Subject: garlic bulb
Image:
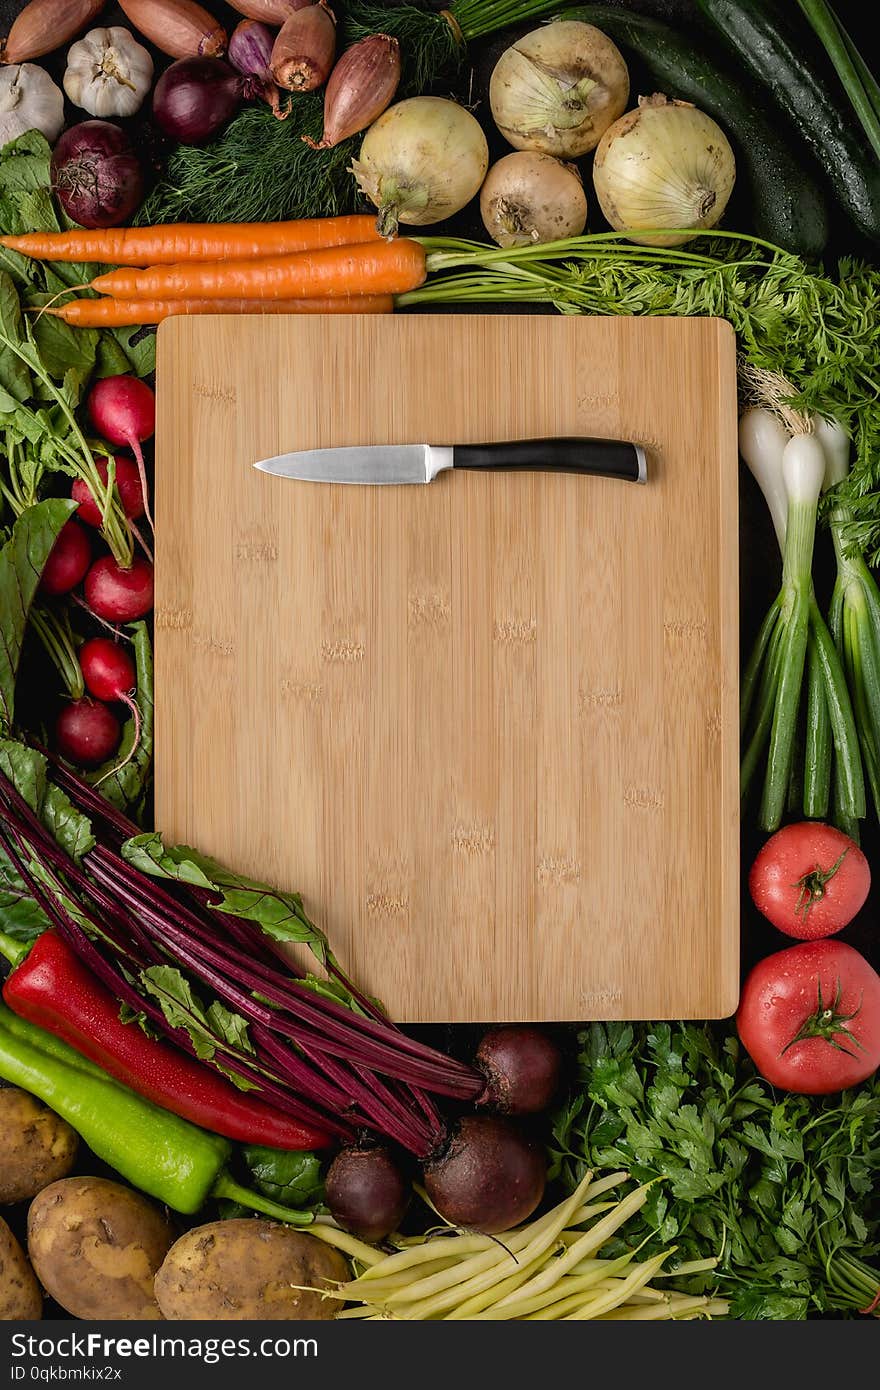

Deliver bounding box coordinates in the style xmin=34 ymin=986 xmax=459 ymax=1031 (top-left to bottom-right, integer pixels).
xmin=593 ymin=94 xmax=736 ymax=247
xmin=0 ymin=64 xmax=64 ymax=147
xmin=64 ymin=26 xmax=154 ymax=119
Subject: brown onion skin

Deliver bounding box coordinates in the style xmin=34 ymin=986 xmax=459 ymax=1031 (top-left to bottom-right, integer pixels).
xmin=423 ymin=1115 xmax=546 ymax=1234
xmin=118 ymin=0 xmax=227 ymax=60
xmin=305 ymin=33 xmax=400 ymax=150
xmin=271 ymin=1 xmax=335 ymax=94
xmin=325 ymin=1144 xmax=410 ymax=1243
xmin=1 ymin=0 xmax=106 ymax=64
xmin=227 ymin=0 xmax=311 ymax=23
xmin=475 ymin=1025 xmax=563 ymax=1116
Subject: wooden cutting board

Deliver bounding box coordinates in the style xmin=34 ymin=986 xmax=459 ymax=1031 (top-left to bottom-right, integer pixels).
xmin=155 ymin=313 xmax=739 ymax=1022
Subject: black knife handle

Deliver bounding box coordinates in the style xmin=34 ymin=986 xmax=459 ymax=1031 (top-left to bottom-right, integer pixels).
xmin=453 ymin=437 xmax=646 ymax=483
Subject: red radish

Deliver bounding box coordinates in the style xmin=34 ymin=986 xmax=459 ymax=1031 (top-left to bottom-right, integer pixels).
xmin=79 ymin=637 xmax=142 ymax=783
xmin=56 ymin=698 xmax=121 ymax=768
xmin=79 ymin=638 xmax=136 ymax=702
xmin=40 ymin=521 xmax=91 ymax=596
xmin=84 ymin=555 xmax=154 ymax=623
xmin=72 ymin=457 xmax=146 ymax=527
xmin=88 ymin=378 xmax=156 ymax=537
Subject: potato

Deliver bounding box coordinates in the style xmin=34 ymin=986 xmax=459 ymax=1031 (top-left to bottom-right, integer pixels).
xmin=28 ymin=1177 xmax=174 ymax=1320
xmin=0 ymin=1087 xmax=79 ymax=1204
xmin=0 ymin=1215 xmax=41 ymax=1320
xmin=155 ymin=1220 xmax=347 ymax=1320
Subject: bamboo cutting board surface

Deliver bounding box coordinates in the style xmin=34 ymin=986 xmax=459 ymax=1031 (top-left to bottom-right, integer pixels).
xmin=155 ymin=314 xmax=739 ymax=1022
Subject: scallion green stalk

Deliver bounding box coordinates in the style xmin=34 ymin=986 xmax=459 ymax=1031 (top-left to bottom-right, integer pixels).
xmin=820 ymin=415 xmax=880 ymax=824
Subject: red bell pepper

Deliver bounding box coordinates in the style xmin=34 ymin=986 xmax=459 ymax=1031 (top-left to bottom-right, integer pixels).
xmin=1 ymin=931 xmax=331 ymax=1151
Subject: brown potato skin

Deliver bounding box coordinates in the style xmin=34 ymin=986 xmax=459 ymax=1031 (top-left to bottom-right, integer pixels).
xmin=0 ymin=1215 xmax=42 ymax=1320
xmin=28 ymin=1177 xmax=174 ymax=1320
xmin=155 ymin=1220 xmax=348 ymax=1320
xmin=0 ymin=1088 xmax=79 ymax=1205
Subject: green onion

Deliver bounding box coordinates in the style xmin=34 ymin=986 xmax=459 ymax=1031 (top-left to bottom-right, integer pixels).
xmin=820 ymin=414 xmax=880 ymax=823
xmin=738 ymin=419 xmax=864 ymax=832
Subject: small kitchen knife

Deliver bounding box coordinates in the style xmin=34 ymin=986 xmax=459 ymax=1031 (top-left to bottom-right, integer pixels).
xmin=253 ymin=437 xmax=647 ymax=486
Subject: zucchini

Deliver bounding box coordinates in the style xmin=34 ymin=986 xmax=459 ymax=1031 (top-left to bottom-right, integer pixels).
xmin=566 ymin=6 xmax=828 ymax=257
xmin=697 ymin=0 xmax=880 ymax=243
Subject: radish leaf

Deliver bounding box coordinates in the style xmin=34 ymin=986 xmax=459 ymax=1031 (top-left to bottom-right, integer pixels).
xmin=0 ymin=500 xmax=76 ymax=731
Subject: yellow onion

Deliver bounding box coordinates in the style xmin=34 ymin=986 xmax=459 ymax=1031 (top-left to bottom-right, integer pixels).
xmin=351 ymin=96 xmax=488 ymax=238
xmin=489 ymin=20 xmax=629 ymax=159
xmin=593 ymin=94 xmax=736 ymax=247
xmin=480 ymin=152 xmax=587 ymax=248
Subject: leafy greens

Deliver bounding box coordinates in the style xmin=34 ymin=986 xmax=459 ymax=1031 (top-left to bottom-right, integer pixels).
xmin=550 ymin=1022 xmax=880 ymax=1319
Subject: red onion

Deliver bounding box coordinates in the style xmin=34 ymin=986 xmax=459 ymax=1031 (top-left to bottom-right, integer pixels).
xmin=152 ymin=57 xmax=252 ymax=145
xmin=271 ymin=1 xmax=336 ymax=94
xmin=228 ymin=19 xmax=284 ymax=117
xmin=51 ymin=122 xmax=144 ymax=230
xmin=305 ymin=33 xmax=400 ymax=150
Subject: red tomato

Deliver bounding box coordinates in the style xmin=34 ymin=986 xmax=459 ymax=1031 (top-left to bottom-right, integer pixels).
xmin=749 ymin=822 xmax=869 ymax=939
xmin=737 ymin=940 xmax=880 ymax=1094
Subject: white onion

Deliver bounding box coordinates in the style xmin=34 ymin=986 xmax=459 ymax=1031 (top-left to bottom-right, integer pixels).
xmin=350 ymin=96 xmax=488 ymax=238
xmin=480 ymin=152 xmax=587 ymax=248
xmin=489 ymin=20 xmax=629 ymax=159
xmin=592 ymin=94 xmax=736 ymax=247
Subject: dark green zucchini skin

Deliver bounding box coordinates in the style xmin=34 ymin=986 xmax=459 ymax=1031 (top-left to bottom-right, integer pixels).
xmin=567 ymin=6 xmax=829 ymax=258
xmin=697 ymin=0 xmax=880 ymax=243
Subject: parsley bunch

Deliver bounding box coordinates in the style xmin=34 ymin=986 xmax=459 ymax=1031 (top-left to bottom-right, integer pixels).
xmin=549 ymin=1022 xmax=880 ymax=1319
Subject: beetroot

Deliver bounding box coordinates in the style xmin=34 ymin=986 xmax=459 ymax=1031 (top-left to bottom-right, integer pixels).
xmin=325 ymin=1143 xmax=410 ymax=1242
xmin=423 ymin=1115 xmax=546 ymax=1234
xmin=56 ymin=699 xmax=121 ymax=768
xmin=40 ymin=520 xmax=91 ymax=596
xmin=72 ymin=457 xmax=146 ymax=528
xmin=84 ymin=555 xmax=154 ymax=623
xmin=475 ymin=1025 xmax=563 ymax=1116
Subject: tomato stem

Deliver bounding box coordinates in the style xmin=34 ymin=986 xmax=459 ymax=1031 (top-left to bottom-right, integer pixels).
xmin=780 ymin=975 xmax=866 ymax=1057
xmin=792 ymin=849 xmax=848 ymax=921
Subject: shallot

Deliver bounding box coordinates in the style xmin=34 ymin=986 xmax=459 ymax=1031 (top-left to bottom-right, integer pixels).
xmin=305 ymin=33 xmax=400 ymax=150
xmin=271 ymin=1 xmax=335 ymax=94
xmin=1 ymin=0 xmax=105 ymax=65
xmin=117 ymin=0 xmax=226 ymax=60
xmin=228 ymin=19 xmax=283 ymax=117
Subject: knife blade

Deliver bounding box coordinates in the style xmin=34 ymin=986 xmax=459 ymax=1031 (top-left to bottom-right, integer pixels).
xmin=253 ymin=437 xmax=647 ymax=486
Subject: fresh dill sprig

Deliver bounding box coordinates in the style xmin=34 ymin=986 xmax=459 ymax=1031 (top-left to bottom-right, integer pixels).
xmin=405 ymin=233 xmax=880 ymax=561
xmin=136 ymin=1 xmax=466 ymax=230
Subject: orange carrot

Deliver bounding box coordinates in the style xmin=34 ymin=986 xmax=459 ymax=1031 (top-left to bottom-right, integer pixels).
xmin=90 ymin=239 xmax=427 ymax=302
xmin=44 ymin=296 xmax=395 ymax=327
xmin=0 ymin=216 xmax=383 ymax=266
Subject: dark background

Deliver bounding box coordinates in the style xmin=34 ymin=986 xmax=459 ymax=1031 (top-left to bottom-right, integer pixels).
xmin=1 ymin=0 xmax=878 ymax=1319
